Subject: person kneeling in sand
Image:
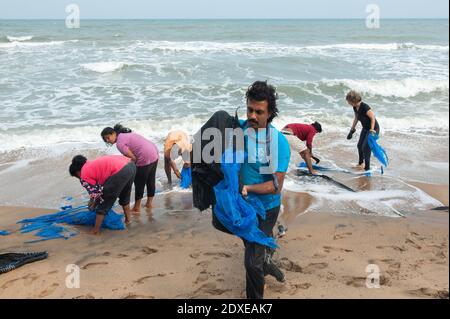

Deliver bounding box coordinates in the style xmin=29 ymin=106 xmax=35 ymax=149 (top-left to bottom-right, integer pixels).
xmin=69 ymin=155 xmax=136 ymax=235
xmin=164 ymin=130 xmax=192 ymax=184
xmin=282 ymin=122 xmax=322 ymax=175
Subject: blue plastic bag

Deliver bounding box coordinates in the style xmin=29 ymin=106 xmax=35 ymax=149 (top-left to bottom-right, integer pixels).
xmin=368 ymin=133 xmax=389 ymax=167
xmin=180 ymin=167 xmax=192 ymax=189
xmin=213 ymin=149 xmax=277 ymax=249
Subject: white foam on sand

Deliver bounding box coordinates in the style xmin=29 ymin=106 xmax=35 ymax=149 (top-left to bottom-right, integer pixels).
xmin=283 ymin=177 xmax=443 ymax=216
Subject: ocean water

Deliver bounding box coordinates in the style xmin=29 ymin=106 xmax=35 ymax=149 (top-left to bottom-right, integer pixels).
xmin=0 ymin=19 xmax=448 ymax=211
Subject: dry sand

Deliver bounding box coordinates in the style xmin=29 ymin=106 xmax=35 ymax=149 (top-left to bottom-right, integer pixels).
xmin=0 ymin=186 xmax=448 ymax=299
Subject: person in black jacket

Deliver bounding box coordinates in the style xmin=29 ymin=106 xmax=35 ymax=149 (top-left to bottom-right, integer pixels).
xmin=346 ymin=90 xmax=380 ymax=172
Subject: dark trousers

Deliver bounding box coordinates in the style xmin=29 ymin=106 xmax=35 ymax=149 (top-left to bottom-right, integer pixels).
xmin=212 ymin=205 xmax=280 ymax=299
xmin=96 ymin=162 xmax=136 ymax=215
xmin=134 ymin=160 xmax=158 ymax=201
xmin=357 ymin=128 xmax=380 ymax=171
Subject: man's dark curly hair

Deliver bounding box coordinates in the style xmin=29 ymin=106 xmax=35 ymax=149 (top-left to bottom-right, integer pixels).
xmin=246 ymin=81 xmax=279 ymax=123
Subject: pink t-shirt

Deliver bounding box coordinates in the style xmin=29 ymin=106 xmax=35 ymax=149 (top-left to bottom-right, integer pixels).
xmin=80 ymin=155 xmax=130 ymax=186
xmin=116 ymin=132 xmax=159 ymax=167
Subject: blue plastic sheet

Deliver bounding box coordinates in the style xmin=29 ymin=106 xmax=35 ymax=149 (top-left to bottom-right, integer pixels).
xmin=180 ymin=167 xmax=192 ymax=189
xmin=213 ymin=149 xmax=277 ymax=249
xmin=368 ymin=133 xmax=389 ymax=167
xmin=0 ymin=230 xmax=10 ymax=236
xmin=18 ymin=205 xmax=125 ymax=243
xmin=298 ymin=162 xmax=331 ymax=171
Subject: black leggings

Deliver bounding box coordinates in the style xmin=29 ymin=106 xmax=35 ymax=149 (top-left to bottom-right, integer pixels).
xmin=96 ymin=162 xmax=136 ymax=216
xmin=358 ymin=127 xmax=380 ymax=171
xmin=134 ymin=160 xmax=158 ymax=201
xmin=212 ymin=205 xmax=280 ymax=299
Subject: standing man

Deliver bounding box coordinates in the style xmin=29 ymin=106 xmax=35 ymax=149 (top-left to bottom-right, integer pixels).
xmin=282 ymin=122 xmax=322 ymax=175
xmin=213 ymin=81 xmax=291 ymax=299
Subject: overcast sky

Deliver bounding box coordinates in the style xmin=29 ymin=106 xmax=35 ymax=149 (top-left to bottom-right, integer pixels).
xmin=0 ymin=0 xmax=448 ymax=19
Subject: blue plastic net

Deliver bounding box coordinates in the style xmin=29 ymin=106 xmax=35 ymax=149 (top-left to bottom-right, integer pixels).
xmin=213 ymin=149 xmax=277 ymax=249
xmin=368 ymin=134 xmax=389 ymax=167
xmin=180 ymin=167 xmax=192 ymax=189
xmin=18 ymin=205 xmax=125 ymax=243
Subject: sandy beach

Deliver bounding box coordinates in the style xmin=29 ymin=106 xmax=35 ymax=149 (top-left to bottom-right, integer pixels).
xmin=0 ymin=17 xmax=448 ymax=300
xmin=0 ymin=186 xmax=447 ymax=299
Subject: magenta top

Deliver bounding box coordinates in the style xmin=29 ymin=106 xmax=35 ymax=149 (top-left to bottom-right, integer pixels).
xmin=116 ymin=132 xmax=159 ymax=167
xmin=81 ymin=155 xmax=130 ymax=186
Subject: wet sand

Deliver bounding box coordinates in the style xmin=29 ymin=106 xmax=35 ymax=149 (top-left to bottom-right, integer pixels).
xmin=0 ymin=188 xmax=448 ymax=299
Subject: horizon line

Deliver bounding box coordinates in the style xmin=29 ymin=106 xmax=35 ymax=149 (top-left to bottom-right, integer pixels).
xmin=0 ymin=17 xmax=449 ymax=21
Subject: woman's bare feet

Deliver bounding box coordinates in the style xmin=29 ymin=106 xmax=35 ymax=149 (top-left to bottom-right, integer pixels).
xmin=132 ymin=207 xmax=141 ymax=215
xmin=145 ymin=197 xmax=154 ymax=208
xmin=354 ymin=163 xmax=365 ymax=170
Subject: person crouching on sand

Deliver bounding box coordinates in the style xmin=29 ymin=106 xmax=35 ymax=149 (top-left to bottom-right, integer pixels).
xmin=101 ymin=124 xmax=159 ymax=213
xmin=281 ymin=121 xmax=322 ymax=175
xmin=345 ymin=90 xmax=380 ymax=172
xmin=69 ymin=155 xmax=136 ymax=235
xmin=163 ymin=130 xmax=192 ymax=184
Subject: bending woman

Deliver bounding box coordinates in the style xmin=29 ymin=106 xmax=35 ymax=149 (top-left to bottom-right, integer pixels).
xmin=101 ymin=124 xmax=159 ymax=213
xmin=345 ymin=90 xmax=380 ymax=172
xmin=69 ymin=155 xmax=136 ymax=235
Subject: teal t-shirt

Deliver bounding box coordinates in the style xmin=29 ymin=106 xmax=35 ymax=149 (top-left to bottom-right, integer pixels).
xmin=239 ymin=120 xmax=291 ymax=211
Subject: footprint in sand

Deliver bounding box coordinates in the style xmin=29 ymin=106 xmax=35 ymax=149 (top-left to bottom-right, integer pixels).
xmin=189 ymin=252 xmax=201 ymax=259
xmin=405 ymin=238 xmax=422 ymax=250
xmin=38 ymin=283 xmax=59 ymax=298
xmin=195 ymin=273 xmax=209 ymax=284
xmin=193 ymin=282 xmax=231 ymax=296
xmin=1 ymin=273 xmax=40 ymax=289
xmin=293 ymin=283 xmax=312 ymax=290
xmin=408 ymin=288 xmax=449 ymax=299
xmin=333 ymin=232 xmax=353 ymax=240
xmin=134 ymin=273 xmax=166 ymax=284
xmin=82 ymin=262 xmax=108 ymax=270
xmin=376 ymin=245 xmax=406 ymax=252
xmin=344 ymin=276 xmax=366 ymax=288
xmin=196 ymin=260 xmax=211 ymax=268
xmin=409 ymin=232 xmax=427 ymax=241
xmin=278 ymin=257 xmax=303 ymax=273
xmin=323 ymin=246 xmax=353 ymax=253
xmin=344 ymin=275 xmax=391 ymax=288
xmin=302 ymin=263 xmax=329 ymax=274
xmin=203 ymin=252 xmax=232 ymax=258
xmin=132 ymin=247 xmax=159 ymax=261
xmin=142 ymin=247 xmax=158 ymax=255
